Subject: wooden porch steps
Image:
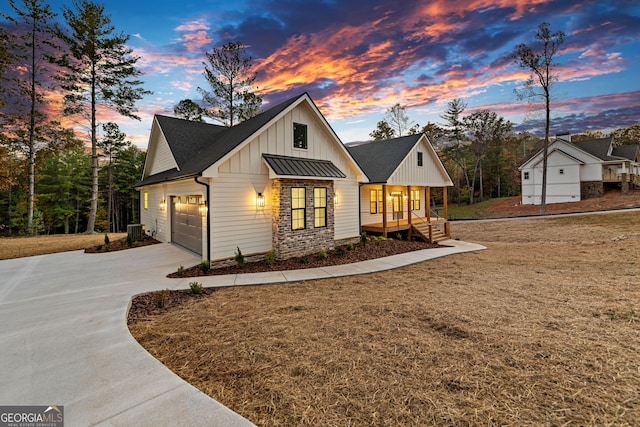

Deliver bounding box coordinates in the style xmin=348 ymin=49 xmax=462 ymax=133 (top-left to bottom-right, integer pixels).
xmin=411 ymin=222 xmax=449 ymax=243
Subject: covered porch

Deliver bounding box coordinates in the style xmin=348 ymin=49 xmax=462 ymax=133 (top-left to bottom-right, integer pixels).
xmin=360 ymin=184 xmax=450 ymax=243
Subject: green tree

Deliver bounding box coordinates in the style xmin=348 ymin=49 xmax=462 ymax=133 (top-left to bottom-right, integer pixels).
xmin=513 ymin=21 xmax=565 ymax=214
xmin=419 ymin=122 xmax=445 ymax=146
xmin=441 ymin=98 xmax=469 ymax=204
xmin=110 ymin=143 xmax=145 ymax=230
xmin=4 ymin=0 xmax=60 ymax=234
xmin=463 ymin=110 xmax=513 ymax=203
xmin=369 ymin=120 xmax=395 ymax=140
xmin=98 ymin=122 xmax=127 ymax=232
xmin=173 ymin=99 xmax=205 ymax=122
xmin=198 ymin=41 xmax=262 ymax=127
xmin=56 ymin=0 xmax=151 ymax=233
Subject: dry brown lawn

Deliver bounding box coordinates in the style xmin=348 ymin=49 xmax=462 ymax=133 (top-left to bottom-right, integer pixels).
xmin=0 ymin=233 xmax=127 ymax=259
xmin=130 ymin=212 xmax=640 ymax=426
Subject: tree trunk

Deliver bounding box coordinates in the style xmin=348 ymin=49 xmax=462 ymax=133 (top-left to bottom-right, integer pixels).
xmin=86 ymin=64 xmax=98 ymax=233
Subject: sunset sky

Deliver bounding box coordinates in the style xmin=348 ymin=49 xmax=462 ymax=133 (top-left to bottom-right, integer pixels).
xmin=16 ymin=0 xmax=640 ymax=148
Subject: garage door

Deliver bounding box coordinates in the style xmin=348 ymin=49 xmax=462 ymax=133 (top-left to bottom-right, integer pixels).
xmin=171 ymin=196 xmax=202 ymax=255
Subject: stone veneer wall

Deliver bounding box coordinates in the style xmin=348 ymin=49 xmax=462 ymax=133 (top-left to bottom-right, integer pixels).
xmin=272 ymin=178 xmax=335 ymax=260
xmin=580 ymin=181 xmax=604 ymax=200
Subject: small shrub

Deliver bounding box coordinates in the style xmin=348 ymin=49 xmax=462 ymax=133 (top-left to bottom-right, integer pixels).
xmin=360 ymin=231 xmax=367 ymax=245
xmin=319 ymin=250 xmax=328 ymax=260
xmin=189 ymin=281 xmax=203 ymax=294
xmin=346 ymin=242 xmax=354 ymax=251
xmin=104 ymin=233 xmax=110 ymax=245
xmin=336 ymin=248 xmax=345 ymax=257
xmin=199 ymin=260 xmax=210 ymax=273
xmin=127 ymin=233 xmax=133 ymax=247
xmin=154 ymin=288 xmax=169 ymax=308
xmin=176 ymin=265 xmax=185 ymax=277
xmin=396 ymin=232 xmax=403 ymax=240
xmin=235 ymin=246 xmax=245 ymax=269
xmin=300 ymin=256 xmax=309 ymax=264
xmin=96 ymin=244 xmax=102 ymax=251
xmin=265 ymin=250 xmax=275 ymax=265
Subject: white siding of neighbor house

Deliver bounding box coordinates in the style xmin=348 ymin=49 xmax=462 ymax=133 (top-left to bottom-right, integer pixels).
xmin=387 ymin=137 xmax=453 ymax=187
xmin=144 ymin=121 xmax=178 ymax=176
xmin=138 ymin=179 xmax=207 ymax=257
xmin=201 ymin=100 xmax=364 ymax=260
xmin=521 ymin=150 xmax=582 ymax=205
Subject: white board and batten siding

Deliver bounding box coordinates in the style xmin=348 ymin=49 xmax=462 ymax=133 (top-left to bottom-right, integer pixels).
xmin=389 ymin=137 xmax=453 ymax=187
xmin=139 ymin=179 xmax=206 ymax=255
xmin=203 ymin=100 xmax=364 ymax=261
xmin=143 ymin=119 xmax=178 ymax=176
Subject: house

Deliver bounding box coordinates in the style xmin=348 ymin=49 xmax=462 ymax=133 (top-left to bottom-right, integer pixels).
xmin=347 ymin=135 xmax=453 ymax=241
xmin=519 ymin=134 xmax=640 ymax=205
xmin=136 ymin=93 xmax=452 ymax=263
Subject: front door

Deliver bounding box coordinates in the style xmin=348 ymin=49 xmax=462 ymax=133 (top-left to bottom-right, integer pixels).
xmin=392 ymin=193 xmax=403 ymax=220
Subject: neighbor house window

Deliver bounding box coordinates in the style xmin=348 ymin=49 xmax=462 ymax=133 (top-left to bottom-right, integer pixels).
xmin=523 ymin=172 xmax=530 ymax=180
xmin=293 ymin=123 xmax=308 ymax=149
xmin=291 ymin=187 xmax=306 ymax=230
xmin=417 ymin=152 xmax=423 ymax=167
xmin=370 ymin=189 xmax=383 ymax=214
xmin=314 ymin=187 xmax=327 ymax=228
xmin=143 ymin=192 xmax=148 ymax=209
xmin=411 ymin=189 xmax=421 ymax=210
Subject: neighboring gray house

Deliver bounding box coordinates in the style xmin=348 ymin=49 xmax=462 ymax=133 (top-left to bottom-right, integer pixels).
xmin=519 ymin=134 xmax=640 ymax=205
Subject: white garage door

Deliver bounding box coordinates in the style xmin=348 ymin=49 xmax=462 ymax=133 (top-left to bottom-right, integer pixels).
xmin=171 ymin=196 xmax=202 ymax=255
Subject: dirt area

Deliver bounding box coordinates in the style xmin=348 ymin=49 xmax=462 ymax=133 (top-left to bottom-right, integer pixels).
xmin=483 ymin=189 xmax=640 ymax=218
xmin=129 ymin=211 xmax=640 ymax=426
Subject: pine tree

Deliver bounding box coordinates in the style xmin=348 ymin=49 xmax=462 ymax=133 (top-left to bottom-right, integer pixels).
xmin=55 ymin=0 xmax=150 ymax=233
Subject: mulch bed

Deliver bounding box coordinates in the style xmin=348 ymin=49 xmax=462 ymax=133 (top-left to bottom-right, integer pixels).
xmin=84 ymin=235 xmax=160 ymax=253
xmin=167 ymin=239 xmax=442 ymax=277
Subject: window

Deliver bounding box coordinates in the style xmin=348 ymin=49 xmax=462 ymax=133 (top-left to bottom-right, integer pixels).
xmin=559 ymin=169 xmax=564 ymax=175
xmin=293 ymin=123 xmax=308 ymax=149
xmin=411 ymin=189 xmax=421 ymax=210
xmin=370 ymin=189 xmax=383 ymax=214
xmin=291 ymin=187 xmax=306 ymax=230
xmin=417 ymin=152 xmax=423 ymax=167
xmin=143 ymin=192 xmax=148 ymax=209
xmin=314 ymin=188 xmax=327 ymax=228
xmin=523 ymin=172 xmax=530 ymax=180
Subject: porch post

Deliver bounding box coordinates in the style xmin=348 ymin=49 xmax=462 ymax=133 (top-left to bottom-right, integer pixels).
xmin=443 ymin=187 xmax=450 ymax=237
xmin=382 ymin=184 xmax=387 ymax=238
xmin=426 ymin=186 xmax=431 ymax=222
xmin=407 ymin=185 xmax=412 ymax=240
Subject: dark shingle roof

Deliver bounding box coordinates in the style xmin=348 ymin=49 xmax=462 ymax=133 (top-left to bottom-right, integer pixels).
xmin=611 ymin=144 xmax=640 ymax=161
xmin=346 ymin=134 xmax=421 ymax=183
xmin=137 ymin=93 xmax=306 ymax=187
xmin=569 ymin=137 xmax=619 ymax=161
xmin=262 ymin=154 xmax=346 ymax=178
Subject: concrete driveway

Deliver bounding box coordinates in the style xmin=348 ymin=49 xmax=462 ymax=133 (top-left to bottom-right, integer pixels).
xmin=0 ymin=244 xmax=255 ymax=426
xmin=0 ymin=239 xmax=484 ymax=426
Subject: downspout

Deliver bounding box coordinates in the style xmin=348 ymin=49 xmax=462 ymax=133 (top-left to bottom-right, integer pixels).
xmin=194 ymin=176 xmax=211 ymax=261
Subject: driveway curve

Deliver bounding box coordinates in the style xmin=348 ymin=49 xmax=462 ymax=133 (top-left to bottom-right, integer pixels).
xmin=0 ymin=240 xmax=484 ymax=426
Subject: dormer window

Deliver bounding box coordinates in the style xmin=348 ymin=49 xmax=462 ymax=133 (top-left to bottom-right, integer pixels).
xmin=293 ymin=123 xmax=307 ymax=149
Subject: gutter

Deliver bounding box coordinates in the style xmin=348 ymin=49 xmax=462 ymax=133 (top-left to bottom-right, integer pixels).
xmin=194 ymin=176 xmax=211 ymax=261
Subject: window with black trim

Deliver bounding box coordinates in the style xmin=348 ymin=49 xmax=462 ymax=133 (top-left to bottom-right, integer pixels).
xmin=524 ymin=172 xmax=530 ymax=180
xmin=417 ymin=151 xmax=423 ymax=166
xmin=559 ymin=169 xmax=564 ymax=175
xmin=314 ymin=188 xmax=327 ymax=228
xmin=411 ymin=189 xmax=420 ymax=210
xmin=293 ymin=123 xmax=308 ymax=149
xmin=292 ymin=187 xmax=306 ymax=230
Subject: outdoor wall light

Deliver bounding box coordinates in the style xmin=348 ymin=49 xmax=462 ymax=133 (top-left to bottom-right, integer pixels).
xmin=334 ymin=193 xmax=339 ymax=205
xmin=198 ymin=200 xmax=208 ymax=217
xmin=256 ymin=192 xmax=266 ymax=208
xmin=159 ymin=199 xmax=166 ymax=211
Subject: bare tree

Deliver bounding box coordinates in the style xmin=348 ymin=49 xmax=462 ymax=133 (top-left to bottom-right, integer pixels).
xmin=513 ymin=22 xmax=565 ymax=214
xmin=386 ymin=103 xmax=412 ymax=137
